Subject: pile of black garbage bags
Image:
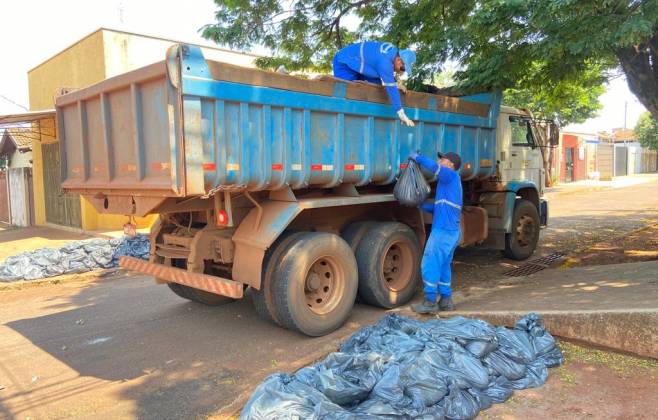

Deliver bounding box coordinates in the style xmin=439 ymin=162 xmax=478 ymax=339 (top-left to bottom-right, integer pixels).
xmin=0 ymin=235 xmax=150 ymax=281
xmin=241 ymin=313 xmax=563 ymax=419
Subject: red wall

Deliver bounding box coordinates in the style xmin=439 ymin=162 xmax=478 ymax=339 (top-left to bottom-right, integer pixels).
xmin=560 ymin=134 xmax=587 ymax=182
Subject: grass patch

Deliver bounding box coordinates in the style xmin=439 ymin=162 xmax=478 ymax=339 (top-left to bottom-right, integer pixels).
xmin=559 ymin=341 xmax=658 ymax=376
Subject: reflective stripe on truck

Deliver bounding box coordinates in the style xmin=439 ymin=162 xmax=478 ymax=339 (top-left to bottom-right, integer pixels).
xmin=120 ymin=256 xmax=244 ymax=299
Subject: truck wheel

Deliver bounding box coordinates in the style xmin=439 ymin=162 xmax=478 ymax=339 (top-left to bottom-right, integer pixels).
xmin=503 ymin=199 xmax=540 ymax=260
xmin=272 ymin=232 xmax=358 ymax=336
xmin=166 ymin=259 xmax=235 ymax=306
xmin=355 ymin=222 xmax=421 ymax=308
xmin=341 ymin=221 xmax=378 ymax=252
xmin=252 ymin=231 xmax=304 ymax=326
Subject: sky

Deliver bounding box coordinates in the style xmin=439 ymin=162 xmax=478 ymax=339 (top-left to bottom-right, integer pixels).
xmin=0 ymin=0 xmax=647 ymax=134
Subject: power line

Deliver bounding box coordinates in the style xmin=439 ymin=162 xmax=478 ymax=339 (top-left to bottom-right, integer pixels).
xmin=0 ymin=94 xmax=29 ymax=111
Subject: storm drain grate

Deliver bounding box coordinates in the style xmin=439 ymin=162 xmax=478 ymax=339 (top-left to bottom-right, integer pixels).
xmin=503 ymin=252 xmax=566 ymax=277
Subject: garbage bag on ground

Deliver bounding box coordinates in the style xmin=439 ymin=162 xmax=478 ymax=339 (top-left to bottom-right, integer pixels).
xmin=0 ymin=234 xmax=150 ymax=282
xmin=241 ymin=313 xmax=563 ymax=420
xmin=394 ymin=158 xmax=431 ymax=207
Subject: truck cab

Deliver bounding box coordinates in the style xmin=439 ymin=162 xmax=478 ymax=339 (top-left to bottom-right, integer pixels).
xmin=497 ymin=106 xmax=547 ymax=197
xmin=477 ymin=106 xmax=557 ymax=261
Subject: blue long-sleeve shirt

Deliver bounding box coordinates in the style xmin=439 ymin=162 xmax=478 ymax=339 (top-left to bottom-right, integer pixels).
xmin=415 ymin=155 xmax=463 ymax=231
xmin=333 ymin=41 xmax=403 ymax=112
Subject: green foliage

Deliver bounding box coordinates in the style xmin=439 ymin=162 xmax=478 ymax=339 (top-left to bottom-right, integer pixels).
xmin=503 ymin=64 xmax=606 ymax=126
xmin=202 ymin=1 xmax=658 ymax=118
xmin=635 ymin=112 xmax=658 ymax=150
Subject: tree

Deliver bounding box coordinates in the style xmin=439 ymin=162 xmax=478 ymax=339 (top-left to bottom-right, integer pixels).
xmin=635 ymin=112 xmax=658 ymax=151
xmin=503 ymin=65 xmax=605 ymax=127
xmin=202 ymin=1 xmax=658 ymax=119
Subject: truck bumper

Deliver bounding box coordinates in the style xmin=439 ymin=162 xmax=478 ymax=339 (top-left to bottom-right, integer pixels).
xmin=119 ymin=256 xmax=244 ymax=299
xmin=540 ymin=199 xmax=549 ymax=227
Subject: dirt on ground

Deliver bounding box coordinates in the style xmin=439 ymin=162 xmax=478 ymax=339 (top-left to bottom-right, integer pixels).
xmin=481 ymin=341 xmax=658 ymax=419
xmin=0 ymin=226 xmax=92 ymax=263
xmin=562 ymin=223 xmax=658 ymax=268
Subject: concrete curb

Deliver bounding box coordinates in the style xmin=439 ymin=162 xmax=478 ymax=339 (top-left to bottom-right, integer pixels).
xmin=544 ymin=185 xmax=608 ymax=200
xmin=449 ymin=309 xmax=658 ymax=360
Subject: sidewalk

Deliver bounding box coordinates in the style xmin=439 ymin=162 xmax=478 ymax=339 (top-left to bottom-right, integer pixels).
xmin=0 ymin=224 xmax=150 ymax=263
xmin=448 ymin=260 xmax=658 ymax=359
xmin=0 ymin=225 xmax=93 ymax=263
xmin=545 ymin=173 xmax=658 ymax=199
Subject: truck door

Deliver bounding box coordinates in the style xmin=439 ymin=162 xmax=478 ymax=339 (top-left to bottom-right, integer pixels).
xmin=506 ymin=119 xmax=544 ymax=191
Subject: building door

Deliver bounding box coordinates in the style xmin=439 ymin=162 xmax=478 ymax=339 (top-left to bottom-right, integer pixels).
xmin=615 ymin=146 xmax=628 ymax=177
xmin=41 ymin=143 xmax=82 ymax=228
xmin=0 ymin=171 xmax=9 ymax=223
xmin=565 ymin=147 xmax=574 ymax=182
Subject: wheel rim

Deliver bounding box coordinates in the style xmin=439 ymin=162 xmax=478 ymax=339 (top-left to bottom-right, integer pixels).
xmin=380 ymin=240 xmax=414 ymax=292
xmin=516 ymin=215 xmax=536 ymax=248
xmin=305 ymin=257 xmax=345 ymax=315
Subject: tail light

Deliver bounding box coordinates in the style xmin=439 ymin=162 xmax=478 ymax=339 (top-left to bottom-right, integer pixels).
xmin=216 ymin=210 xmax=228 ymax=226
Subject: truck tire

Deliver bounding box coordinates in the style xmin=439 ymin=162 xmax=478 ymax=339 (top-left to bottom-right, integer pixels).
xmin=503 ymin=199 xmax=540 ymax=260
xmin=166 ymin=259 xmax=235 ymax=306
xmin=252 ymin=231 xmax=305 ymax=326
xmin=272 ymin=232 xmax=358 ymax=336
xmin=355 ymin=222 xmax=421 ymax=308
xmin=341 ymin=221 xmax=378 ymax=252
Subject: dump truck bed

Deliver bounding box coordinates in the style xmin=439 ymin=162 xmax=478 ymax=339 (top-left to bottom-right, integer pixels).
xmin=57 ymin=44 xmax=501 ymax=205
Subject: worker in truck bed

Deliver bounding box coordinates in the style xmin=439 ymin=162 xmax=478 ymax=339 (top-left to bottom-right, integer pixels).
xmin=333 ymin=41 xmax=416 ymax=127
xmin=410 ymin=151 xmax=463 ymax=314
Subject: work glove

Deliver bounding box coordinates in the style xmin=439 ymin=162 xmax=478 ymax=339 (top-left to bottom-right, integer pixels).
xmin=409 ymin=151 xmax=420 ymax=161
xmin=397 ymin=109 xmax=415 ymax=127
xmin=398 ymin=83 xmax=408 ymax=94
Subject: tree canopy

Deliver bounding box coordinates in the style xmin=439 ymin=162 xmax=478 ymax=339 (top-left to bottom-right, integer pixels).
xmin=635 ymin=112 xmax=658 ymax=150
xmin=202 ymin=0 xmax=658 ymax=120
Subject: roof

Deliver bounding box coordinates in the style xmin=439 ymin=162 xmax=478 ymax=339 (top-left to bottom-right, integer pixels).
xmin=0 ymin=109 xmax=56 ymax=125
xmin=0 ymin=129 xmax=33 ymax=155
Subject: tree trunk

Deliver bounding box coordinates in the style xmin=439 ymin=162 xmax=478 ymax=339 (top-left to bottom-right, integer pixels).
xmin=616 ymin=29 xmax=658 ymax=120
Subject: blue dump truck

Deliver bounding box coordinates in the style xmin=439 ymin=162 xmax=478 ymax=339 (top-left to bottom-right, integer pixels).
xmin=56 ymin=45 xmax=557 ymax=336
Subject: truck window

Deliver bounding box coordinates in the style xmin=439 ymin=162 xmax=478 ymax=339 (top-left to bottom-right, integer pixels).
xmin=511 ymin=120 xmax=535 ymax=147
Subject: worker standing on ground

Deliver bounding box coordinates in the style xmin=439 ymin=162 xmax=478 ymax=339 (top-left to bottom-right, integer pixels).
xmin=333 ymin=41 xmax=416 ymax=127
xmin=410 ymin=151 xmax=463 ymax=313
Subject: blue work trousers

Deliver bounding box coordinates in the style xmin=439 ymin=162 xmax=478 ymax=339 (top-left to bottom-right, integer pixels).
xmin=421 ymin=228 xmax=461 ymax=302
xmin=332 ymin=56 xmax=380 ymax=84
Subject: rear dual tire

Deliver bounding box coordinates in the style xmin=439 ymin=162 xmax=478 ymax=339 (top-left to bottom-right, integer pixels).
xmin=354 ymin=222 xmax=421 ymax=308
xmin=260 ymin=232 xmax=358 ymax=336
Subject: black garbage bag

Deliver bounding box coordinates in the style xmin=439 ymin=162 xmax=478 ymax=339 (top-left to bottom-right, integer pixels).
xmin=394 ymin=158 xmax=431 ymax=207
xmin=297 ymin=352 xmax=388 ymax=406
xmin=239 ymin=373 xmax=345 ymax=420
xmin=515 ymin=313 xmax=564 ymax=368
xmin=481 ymin=376 xmax=514 ymax=404
xmin=495 ymin=327 xmax=536 ymax=364
xmin=482 ymin=349 xmax=527 ymax=380
xmin=442 ymin=384 xmax=480 ymax=420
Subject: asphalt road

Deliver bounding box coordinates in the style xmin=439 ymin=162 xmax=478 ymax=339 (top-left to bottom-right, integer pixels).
xmin=1 ymin=175 xmax=657 ymax=419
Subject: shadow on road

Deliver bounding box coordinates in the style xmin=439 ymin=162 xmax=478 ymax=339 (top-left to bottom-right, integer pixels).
xmin=2 ymin=274 xmax=382 ymax=418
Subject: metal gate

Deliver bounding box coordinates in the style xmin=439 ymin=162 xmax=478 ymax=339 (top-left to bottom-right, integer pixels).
xmin=42 ymin=143 xmax=81 ymax=228
xmin=8 ymin=168 xmax=31 ymax=227
xmin=0 ymin=171 xmax=9 ymax=223
xmin=565 ymin=147 xmax=574 ymax=182
xmin=615 ymin=146 xmax=628 ymax=177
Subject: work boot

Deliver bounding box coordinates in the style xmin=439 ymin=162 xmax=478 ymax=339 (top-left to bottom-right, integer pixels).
xmin=438 ymin=296 xmax=455 ymax=311
xmin=411 ymin=299 xmax=439 ymax=314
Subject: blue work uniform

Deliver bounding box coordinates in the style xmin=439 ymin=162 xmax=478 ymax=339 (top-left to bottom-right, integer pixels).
xmin=415 ymin=154 xmax=463 ymax=302
xmin=333 ymin=41 xmax=402 ymax=112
